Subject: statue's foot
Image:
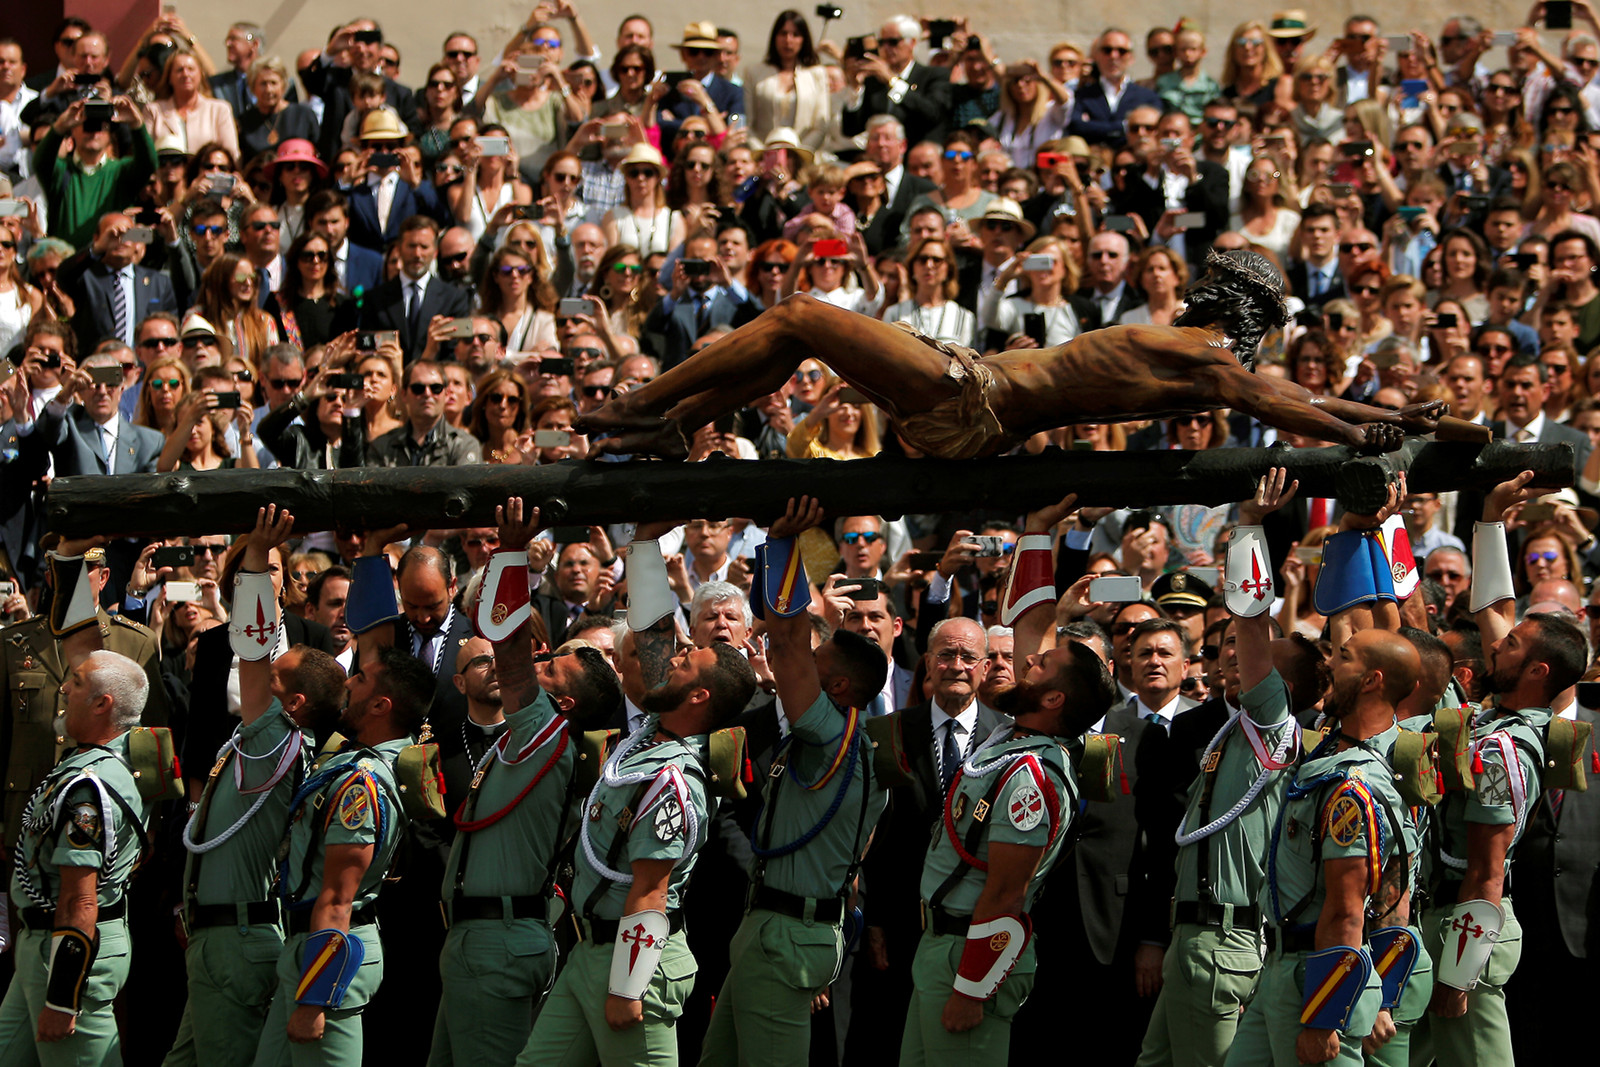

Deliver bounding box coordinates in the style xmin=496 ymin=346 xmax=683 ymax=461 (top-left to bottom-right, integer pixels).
xmin=584 ymin=419 xmax=691 ymax=460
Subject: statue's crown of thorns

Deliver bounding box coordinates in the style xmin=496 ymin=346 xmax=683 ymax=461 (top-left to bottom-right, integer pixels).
xmin=1204 ymin=248 xmax=1285 ymax=295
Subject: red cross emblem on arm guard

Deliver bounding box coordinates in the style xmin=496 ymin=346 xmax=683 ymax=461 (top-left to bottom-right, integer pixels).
xmin=242 ymin=600 xmax=273 ymax=645
xmin=1237 ymin=553 xmax=1272 ymax=601
xmin=623 ymin=923 xmax=658 ymax=969
xmin=1452 ymin=912 xmax=1484 ymax=965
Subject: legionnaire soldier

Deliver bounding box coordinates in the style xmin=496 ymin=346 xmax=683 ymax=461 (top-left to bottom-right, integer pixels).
xmin=429 ymin=498 xmax=623 ymax=1065
xmin=514 ymin=521 xmax=758 ymax=1067
xmin=1137 ymin=470 xmax=1307 ymax=1067
xmin=253 ymin=508 xmax=438 ymax=1066
xmin=163 ymin=507 xmax=347 ymax=1066
xmin=699 ymin=496 xmax=891 ymax=1067
xmin=1 ymin=542 xmax=169 ymax=840
xmin=1226 ymin=490 xmax=1419 ymax=1067
xmin=899 ymin=493 xmax=1117 ymax=1066
xmin=0 ymin=539 xmax=154 ymax=1063
xmin=1409 ymin=473 xmax=1588 ymax=1067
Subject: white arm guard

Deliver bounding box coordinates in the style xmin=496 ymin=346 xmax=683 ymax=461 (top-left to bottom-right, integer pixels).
xmin=608 ymin=909 xmax=670 ymax=1000
xmin=1468 ymin=522 xmax=1515 ymax=613
xmin=626 ymin=540 xmax=675 ymax=632
xmin=228 ymin=571 xmax=279 ymax=661
xmin=952 ymin=914 xmax=1031 ymax=1000
xmin=475 ymin=552 xmax=532 ymax=642
xmin=998 ymin=534 xmax=1054 ymax=626
xmin=47 ymin=551 xmax=97 ymax=637
xmin=1222 ymin=525 xmax=1275 ymax=617
xmin=1436 ymin=899 xmax=1504 ymax=991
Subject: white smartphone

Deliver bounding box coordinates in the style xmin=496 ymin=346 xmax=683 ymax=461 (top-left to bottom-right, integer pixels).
xmin=1294 ymin=545 xmax=1322 ymax=563
xmin=476 ymin=136 xmax=510 ymax=157
xmin=516 ymin=54 xmax=546 ymax=72
xmin=1382 ymin=35 xmax=1414 ymax=51
xmin=1173 ymin=211 xmax=1206 ymax=230
xmin=1187 ymin=566 xmax=1221 ymax=588
xmin=1089 ymin=575 xmax=1144 ymax=602
xmin=1022 ymin=254 xmax=1056 ymax=271
xmin=165 ymin=580 xmax=200 ymax=603
xmin=0 ymin=200 xmax=29 ymax=218
xmin=534 ymin=429 xmax=571 ymax=447
xmin=558 ymin=297 xmax=591 ymax=316
xmin=1490 ymin=31 xmax=1519 ymax=47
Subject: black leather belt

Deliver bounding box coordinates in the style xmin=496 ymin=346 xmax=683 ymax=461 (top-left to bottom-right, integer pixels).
xmin=188 ymin=901 xmax=282 ymax=930
xmin=449 ymin=895 xmax=548 ymax=924
xmin=1264 ymin=925 xmax=1317 ymax=954
xmin=583 ymin=911 xmax=684 ymax=943
xmin=21 ymin=898 xmax=126 ymax=929
xmin=1173 ymin=900 xmax=1262 ymax=931
xmin=920 ymin=901 xmax=971 ymax=936
xmin=748 ymin=886 xmax=843 ymax=923
xmin=286 ymin=906 xmax=376 ymax=934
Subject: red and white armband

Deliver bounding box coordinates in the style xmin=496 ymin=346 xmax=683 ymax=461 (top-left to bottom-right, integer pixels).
xmin=999 ymin=534 xmax=1054 ymax=626
xmin=229 ymin=571 xmax=279 ymax=661
xmin=952 ymin=913 xmax=1032 ymax=1001
xmin=475 ymin=552 xmax=532 ymax=642
xmin=609 ymin=909 xmax=671 ymax=999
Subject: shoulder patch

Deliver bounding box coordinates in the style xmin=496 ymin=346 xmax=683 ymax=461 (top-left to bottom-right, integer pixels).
xmin=330 ymin=771 xmax=379 ymax=831
xmin=64 ymin=801 xmax=103 ymax=849
xmin=1325 ymin=795 xmax=1365 ymax=848
xmin=1006 ymin=777 xmax=1045 ymax=831
xmin=631 ymin=764 xmax=691 ymax=839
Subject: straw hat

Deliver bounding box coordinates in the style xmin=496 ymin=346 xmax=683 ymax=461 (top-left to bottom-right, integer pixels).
xmin=676 ymin=21 xmax=721 ymax=49
xmin=978 ymin=198 xmax=1036 ymax=242
xmin=758 ymin=127 xmax=813 ymax=167
xmin=616 ymin=143 xmax=667 ymax=176
xmin=358 ymin=107 xmax=407 ymax=141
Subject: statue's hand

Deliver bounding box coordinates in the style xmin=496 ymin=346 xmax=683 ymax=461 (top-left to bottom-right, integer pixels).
xmin=1356 ymin=422 xmax=1405 ymax=454
xmin=1396 ymin=399 xmax=1447 ymax=433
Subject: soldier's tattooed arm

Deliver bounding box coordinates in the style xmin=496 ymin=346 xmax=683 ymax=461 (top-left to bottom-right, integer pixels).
xmin=634 ymin=619 xmax=677 ymax=691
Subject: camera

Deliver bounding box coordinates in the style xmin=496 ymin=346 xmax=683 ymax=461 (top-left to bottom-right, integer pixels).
xmin=815 ymin=4 xmax=843 ymax=20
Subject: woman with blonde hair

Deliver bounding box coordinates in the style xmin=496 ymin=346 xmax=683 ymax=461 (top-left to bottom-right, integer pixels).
xmin=447 ymin=121 xmax=535 ymax=243
xmin=238 ymin=56 xmax=320 ymax=159
xmin=1288 ymin=54 xmax=1342 ymax=144
xmin=354 ymin=348 xmax=407 ymax=440
xmin=991 ymin=61 xmax=1073 ymax=169
xmin=1119 ymin=246 xmax=1189 ymax=327
xmin=195 ymin=253 xmax=279 ymax=366
xmin=468 ymin=368 xmax=532 ymax=464
xmin=1237 ymin=156 xmax=1301 ymax=262
xmin=985 ymin=236 xmax=1081 ymax=347
xmin=882 ymin=236 xmax=974 ymax=346
xmin=786 ymin=375 xmax=881 ymax=460
xmin=601 ymin=145 xmax=682 ymax=256
xmin=135 ymin=357 xmax=191 ymax=436
xmin=149 ymin=50 xmax=238 ymax=159
xmin=1219 ymin=20 xmax=1286 ymax=111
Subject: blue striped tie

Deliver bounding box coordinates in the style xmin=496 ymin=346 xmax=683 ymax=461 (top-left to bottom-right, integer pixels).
xmin=110 ymin=270 xmax=129 ymax=344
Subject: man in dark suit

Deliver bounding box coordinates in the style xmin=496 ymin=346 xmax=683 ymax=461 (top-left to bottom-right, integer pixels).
xmin=344 ymin=117 xmax=449 ymax=253
xmin=23 ymin=17 xmax=91 ymax=94
xmin=1488 ymin=355 xmax=1593 ymax=475
xmin=644 ymin=233 xmax=757 ymax=368
xmin=1284 ymin=203 xmax=1346 ymax=308
xmin=356 ymin=217 xmax=471 ymax=362
xmin=1069 ymin=28 xmax=1164 ymax=148
xmin=1071 ymin=229 xmax=1146 ymax=330
xmin=656 ymin=21 xmax=745 ymax=157
xmin=840 ymin=16 xmax=952 ymax=148
xmin=297 ymin=18 xmax=416 ymax=162
xmin=306 ymin=189 xmax=384 ymax=296
xmin=57 ymin=212 xmax=179 ymax=357
xmin=1113 ymin=112 xmax=1231 ymax=269
xmin=208 ymin=21 xmax=297 ymax=119
xmin=845 ymin=617 xmax=1008 ymax=1064
xmin=1507 ymin=700 xmax=1600 ymax=1061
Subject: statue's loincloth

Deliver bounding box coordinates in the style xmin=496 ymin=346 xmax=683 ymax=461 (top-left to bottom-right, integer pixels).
xmin=888 ymin=322 xmax=1022 ymax=460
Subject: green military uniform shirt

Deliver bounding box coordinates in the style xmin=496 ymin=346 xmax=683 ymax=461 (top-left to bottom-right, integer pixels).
xmin=574 ymin=731 xmax=712 ymax=919
xmin=1174 ymin=671 xmax=1296 ymax=908
xmin=10 ymin=737 xmax=147 ymax=911
xmin=280 ymin=738 xmax=410 ymax=913
xmin=755 ymin=694 xmax=887 ymax=899
xmin=187 ymin=700 xmax=310 ymax=907
xmin=1430 ymin=705 xmax=1549 ymax=888
xmin=442 ymin=690 xmax=571 ymax=899
xmin=2 ymin=612 xmax=168 ymax=837
xmin=920 ymin=730 xmax=1076 ymax=914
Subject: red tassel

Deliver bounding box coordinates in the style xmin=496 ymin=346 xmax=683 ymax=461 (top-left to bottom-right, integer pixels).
xmin=1436 ymin=768 xmax=1445 ymax=793
xmin=1117 ymin=742 xmax=1130 ymax=795
xmin=742 ymin=756 xmax=754 ymax=784
xmin=1472 ymin=748 xmax=1485 ymax=775
xmin=1120 ymin=770 xmax=1131 ymax=795
xmin=1590 ymin=749 xmax=1599 ymax=773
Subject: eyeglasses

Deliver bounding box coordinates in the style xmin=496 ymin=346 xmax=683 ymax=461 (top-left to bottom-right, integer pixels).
xmin=150 ymin=378 xmax=184 ymax=390
xmin=439 ymin=252 xmax=470 ymax=266
xmin=814 ymin=258 xmax=848 ymax=267
xmin=233 ymin=274 xmax=257 ymax=286
xmin=1486 ymin=84 xmax=1517 ymax=94
xmin=246 ymin=220 xmax=276 ymax=232
xmin=1172 ymin=414 xmax=1211 ymax=426
xmin=1100 ymin=46 xmax=1133 ymax=57
xmin=1546 ymin=363 xmax=1572 ymax=375
xmin=427 ymin=80 xmax=456 ymax=91
xmin=1339 ymin=242 xmax=1376 ymax=254
xmin=840 ymin=531 xmax=882 ymax=545
xmin=1576 ymin=58 xmax=1600 ymax=69
xmin=1127 ymin=121 xmax=1158 ymax=133
xmin=1527 ymin=551 xmax=1561 ymax=563
xmin=551 ymin=171 xmax=581 ymax=183
xmin=232 ymin=369 xmax=254 ymax=382
xmin=299 ymin=250 xmax=329 ymax=262
xmin=138 ymin=336 xmax=179 ymax=350
xmin=1297 ymin=72 xmax=1330 ymax=82
xmin=877 ymin=36 xmax=905 ymax=47
xmin=1246 ymin=170 xmax=1280 ymax=183
xmin=1236 ymin=37 xmax=1265 ymax=47
xmin=1549 ymin=106 xmax=1578 ymax=116
xmin=933 ymin=649 xmax=981 ymax=666
xmin=1395 ymin=140 xmax=1430 ymax=150
xmin=754 ymin=261 xmax=789 ymax=273
xmin=409 ymin=382 xmax=447 ymax=395
xmin=1548 ymin=182 xmax=1573 ymax=193
xmin=183 ymin=336 xmax=218 ymax=348
xmin=1202 ymin=117 xmax=1236 ymax=128
xmin=912 ymin=255 xmax=947 ymax=266
xmin=792 ymin=369 xmax=824 ymax=383
xmin=486 ymin=392 xmax=521 ymax=405
xmin=192 ymin=224 xmax=227 ymax=236
xmin=445 ymin=49 xmax=476 ymax=60
xmin=685 ymin=160 xmax=712 ymax=171
xmin=624 ymin=168 xmax=657 ymax=180
xmin=582 ymin=385 xmax=614 ymax=399
xmin=268 ymin=377 xmax=302 ymax=390
xmin=618 ymin=64 xmax=646 ymax=74
xmin=1088 ymin=250 xmax=1121 ymax=260
xmin=192 ymin=544 xmax=225 ymax=557
xmin=499 ymin=264 xmax=534 ymax=277
xmin=1351 ymin=283 xmax=1381 ymax=295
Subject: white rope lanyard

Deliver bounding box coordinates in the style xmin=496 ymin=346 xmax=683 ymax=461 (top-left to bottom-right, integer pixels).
xmin=1174 ymin=710 xmax=1300 ymax=846
xmin=183 ymin=725 xmax=304 ymax=854
xmin=579 ymin=719 xmax=702 ymax=885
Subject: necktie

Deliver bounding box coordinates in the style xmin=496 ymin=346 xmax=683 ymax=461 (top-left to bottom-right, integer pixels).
xmin=1309 ymin=268 xmax=1326 ymax=299
xmin=694 ymin=294 xmax=710 ymax=333
xmin=1516 ymin=427 xmax=1535 ymax=443
xmin=406 ymin=281 xmax=424 ymax=342
xmin=940 ymin=720 xmax=961 ymax=792
xmin=1548 ymin=787 xmax=1565 ymax=823
xmin=101 ymin=426 xmax=115 ymax=471
xmin=110 ymin=269 xmax=129 ymax=344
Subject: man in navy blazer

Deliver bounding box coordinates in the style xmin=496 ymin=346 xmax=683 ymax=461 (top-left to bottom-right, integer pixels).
xmin=306 ymin=189 xmax=386 ymax=297
xmin=657 ymin=21 xmax=746 ymax=156
xmin=297 ymin=18 xmax=417 ymax=162
xmin=355 ymin=217 xmax=472 ymax=362
xmin=644 ymin=233 xmax=757 ymax=369
xmin=1069 ymin=28 xmax=1164 ymax=148
xmin=56 ymin=213 xmax=178 ymax=357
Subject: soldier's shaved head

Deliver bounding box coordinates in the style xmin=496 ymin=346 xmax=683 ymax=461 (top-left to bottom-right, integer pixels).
xmin=1350 ymin=629 xmax=1421 ymax=706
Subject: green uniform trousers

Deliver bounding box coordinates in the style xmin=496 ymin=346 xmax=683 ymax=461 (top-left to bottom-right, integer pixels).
xmin=514 ymin=930 xmax=696 ymax=1067
xmin=252 ymin=925 xmax=385 ymax=1067
xmin=1223 ymin=948 xmax=1383 ymax=1067
xmin=427 ymin=916 xmax=556 ymax=1066
xmin=898 ymin=929 xmax=1037 ymax=1067
xmin=0 ymin=921 xmax=130 ymax=1067
xmin=1407 ymin=899 xmax=1521 ymax=1067
xmin=162 ymin=922 xmax=285 ymax=1067
xmin=698 ymin=909 xmax=843 ymax=1067
xmin=1136 ymin=922 xmax=1264 ymax=1067
xmin=1364 ymin=928 xmax=1432 ymax=1067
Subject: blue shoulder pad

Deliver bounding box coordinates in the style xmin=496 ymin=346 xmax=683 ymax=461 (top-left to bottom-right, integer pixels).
xmin=757 ymin=536 xmax=810 ymax=619
xmin=346 ymin=555 xmax=402 ymax=634
xmin=1368 ymin=926 xmax=1420 ymax=1010
xmin=296 ymin=928 xmax=366 ymax=1008
xmin=1300 ymin=945 xmax=1373 ymax=1031
xmin=1312 ymin=531 xmax=1397 ymax=616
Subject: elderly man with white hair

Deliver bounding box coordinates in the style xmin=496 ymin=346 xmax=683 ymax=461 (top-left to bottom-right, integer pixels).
xmin=840 ymin=14 xmax=953 ymax=147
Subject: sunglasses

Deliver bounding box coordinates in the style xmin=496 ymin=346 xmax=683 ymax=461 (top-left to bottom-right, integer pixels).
xmin=1339 ymin=242 xmax=1376 ymax=254
xmin=1527 ymin=550 xmax=1562 ymax=563
xmin=439 ymin=252 xmax=470 ymax=266
xmin=1203 ymin=117 xmax=1236 ymax=128
xmin=912 ymin=255 xmax=947 ymax=266
xmin=582 ymin=385 xmax=614 ymax=399
xmin=232 ymin=369 xmax=253 ymax=382
xmin=611 ymin=262 xmax=645 ymax=274
xmin=192 ymin=223 xmax=227 ymax=236
xmin=840 ymin=531 xmax=882 ymax=545
xmin=756 ymin=261 xmax=788 ymax=272
xmin=427 ymin=80 xmax=456 ymax=91
xmin=486 ymin=392 xmax=522 ymax=405
xmin=792 ymin=369 xmax=824 ymax=383
xmin=1101 ymin=46 xmax=1133 ymax=56
xmin=233 ymin=275 xmax=257 ymax=286
xmin=445 ymin=49 xmax=476 ymax=59
xmin=1127 ymin=122 xmax=1157 ymax=132
xmin=617 ymin=64 xmax=646 ymax=74
xmin=1236 ymin=37 xmax=1265 ymax=47
xmin=183 ymin=336 xmax=218 ymax=348
xmin=531 ymin=36 xmax=561 ymax=48
xmin=551 ymin=172 xmax=581 ymax=183
xmin=138 ymin=336 xmax=180 ymax=350
xmin=246 ymin=220 xmax=277 ymax=232
xmin=1110 ymin=621 xmax=1142 ymax=636
xmin=268 ymin=377 xmax=302 ymax=390
xmin=877 ymin=36 xmax=904 ymax=47
xmin=409 ymin=382 xmax=447 ymax=395
xmin=299 ymin=250 xmax=329 ymax=262
xmin=624 ymin=168 xmax=657 ymax=180
xmin=1549 ymin=106 xmax=1578 ymax=116
xmin=1350 ymin=283 xmax=1381 ymax=295
xmin=150 ymin=378 xmax=184 ymax=390
xmin=1172 ymin=414 xmax=1211 ymax=426
xmin=499 ymin=264 xmax=534 ymax=277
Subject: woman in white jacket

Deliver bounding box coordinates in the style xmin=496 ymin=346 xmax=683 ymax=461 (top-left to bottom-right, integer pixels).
xmin=745 ymin=11 xmax=833 ymax=152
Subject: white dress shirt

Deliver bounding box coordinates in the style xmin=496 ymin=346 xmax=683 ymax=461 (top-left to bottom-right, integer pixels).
xmin=931 ymin=696 xmax=979 ymax=781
